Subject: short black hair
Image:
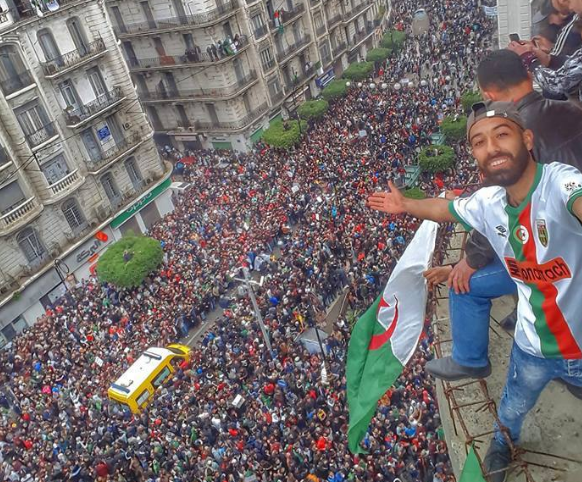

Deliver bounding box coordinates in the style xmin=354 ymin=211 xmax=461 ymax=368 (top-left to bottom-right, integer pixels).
xmin=477 ymin=50 xmax=529 ymax=91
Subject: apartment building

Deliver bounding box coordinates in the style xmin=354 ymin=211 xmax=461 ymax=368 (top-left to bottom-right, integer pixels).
xmin=106 ymin=0 xmax=388 ymax=152
xmin=0 ymin=0 xmax=174 ymax=342
xmin=496 ymin=0 xmax=532 ymax=47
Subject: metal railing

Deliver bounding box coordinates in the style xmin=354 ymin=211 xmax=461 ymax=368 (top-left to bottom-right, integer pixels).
xmin=350 ymin=20 xmax=378 ymax=47
xmin=195 ymin=102 xmax=269 ymax=131
xmin=276 ymin=35 xmax=312 ymax=63
xmin=270 ymin=90 xmax=285 ymax=104
xmin=10 ymin=0 xmax=82 ymax=22
xmin=316 ymin=24 xmax=326 ymax=36
xmin=86 ymin=132 xmax=144 ymax=173
xmin=25 ymin=121 xmax=57 ymax=148
xmin=262 ymin=58 xmax=276 ymax=71
xmin=41 ymin=38 xmax=106 ymax=77
xmin=64 ymin=87 xmax=124 ymax=126
xmin=141 ymin=71 xmax=257 ymax=101
xmin=342 ymin=0 xmax=372 ymax=21
xmin=326 ymin=13 xmax=342 ymax=27
xmin=46 ymin=169 xmax=82 ymax=196
xmin=0 ymin=197 xmax=39 ymax=231
xmin=333 ymin=42 xmax=347 ymax=56
xmin=128 ymin=38 xmax=247 ymax=69
xmin=286 ymin=65 xmax=316 ymax=89
xmin=254 ymin=25 xmax=268 ymax=39
xmin=0 ymin=70 xmax=34 ymax=96
xmin=115 ymin=0 xmax=239 ymax=35
xmin=271 ymin=3 xmax=305 ymax=31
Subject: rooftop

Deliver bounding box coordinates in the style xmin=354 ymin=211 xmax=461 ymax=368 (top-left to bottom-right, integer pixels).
xmin=432 ymin=231 xmax=582 ymax=482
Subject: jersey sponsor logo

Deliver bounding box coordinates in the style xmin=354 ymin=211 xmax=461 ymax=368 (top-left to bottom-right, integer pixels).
xmin=564 ymin=180 xmax=582 ymax=193
xmin=505 ymin=256 xmax=571 ymax=284
xmin=495 ymin=225 xmax=507 ymax=237
xmin=536 ymin=219 xmax=548 ymax=247
xmin=513 ymin=225 xmax=529 ymax=244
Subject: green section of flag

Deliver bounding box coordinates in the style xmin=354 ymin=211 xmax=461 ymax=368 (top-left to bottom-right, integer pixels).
xmin=459 ymin=445 xmax=487 ymax=482
xmin=346 ymin=296 xmax=404 ymax=453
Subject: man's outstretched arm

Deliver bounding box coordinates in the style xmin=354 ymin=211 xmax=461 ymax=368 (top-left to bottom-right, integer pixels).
xmin=367 ymin=181 xmax=456 ymax=223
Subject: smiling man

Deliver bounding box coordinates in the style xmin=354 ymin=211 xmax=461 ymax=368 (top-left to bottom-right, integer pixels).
xmin=368 ymin=100 xmax=582 ymax=482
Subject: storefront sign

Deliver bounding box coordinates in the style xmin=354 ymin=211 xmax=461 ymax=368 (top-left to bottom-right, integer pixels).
xmin=316 ymin=68 xmax=335 ymax=88
xmin=66 ymin=227 xmax=115 ymax=273
xmin=110 ymin=178 xmax=171 ymax=229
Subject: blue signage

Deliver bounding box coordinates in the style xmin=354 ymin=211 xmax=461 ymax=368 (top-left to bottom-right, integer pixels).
xmin=316 ymin=68 xmax=335 ymax=88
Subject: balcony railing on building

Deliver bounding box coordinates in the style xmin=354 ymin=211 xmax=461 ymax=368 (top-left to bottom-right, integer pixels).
xmin=310 ymin=0 xmax=321 ymax=6
xmin=315 ymin=24 xmax=326 ymax=36
xmin=195 ymin=102 xmax=269 ymax=131
xmin=140 ymin=71 xmax=257 ymax=101
xmin=262 ymin=57 xmax=276 ymax=71
xmin=333 ymin=42 xmax=347 ymax=57
xmin=25 ymin=121 xmax=58 ymax=149
xmin=86 ymin=132 xmax=144 ymax=173
xmin=327 ymin=12 xmax=342 ymax=27
xmin=9 ymin=0 xmax=82 ymax=23
xmin=64 ymin=87 xmax=125 ymax=127
xmin=45 ymin=169 xmax=83 ymax=197
xmin=0 ymin=70 xmax=34 ymax=97
xmin=342 ymin=0 xmax=372 ymax=21
xmin=271 ymin=3 xmax=305 ymax=31
xmin=254 ymin=24 xmax=268 ymax=39
xmin=0 ymin=197 xmax=41 ymax=233
xmin=41 ymin=38 xmax=107 ymax=77
xmin=285 ymin=65 xmax=316 ymax=90
xmin=128 ymin=36 xmax=247 ymax=69
xmin=270 ymin=90 xmax=285 ymax=104
xmin=115 ymin=0 xmax=239 ymax=35
xmin=350 ymin=19 xmax=379 ymax=47
xmin=276 ymin=35 xmax=312 ymax=63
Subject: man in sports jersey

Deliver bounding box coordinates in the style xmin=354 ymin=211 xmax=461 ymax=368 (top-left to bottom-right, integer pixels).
xmin=368 ymin=100 xmax=582 ymax=482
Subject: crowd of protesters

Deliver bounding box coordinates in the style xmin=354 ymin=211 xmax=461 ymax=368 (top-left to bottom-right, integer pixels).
xmin=0 ymin=1 xmax=498 ymax=481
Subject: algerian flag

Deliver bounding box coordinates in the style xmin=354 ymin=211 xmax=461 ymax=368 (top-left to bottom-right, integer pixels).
xmin=347 ymin=218 xmax=439 ymax=453
xmin=459 ymin=446 xmax=487 ymax=482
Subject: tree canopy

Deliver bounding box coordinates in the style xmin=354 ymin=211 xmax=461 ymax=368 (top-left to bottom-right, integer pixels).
xmin=262 ymin=119 xmax=307 ymax=149
xmin=97 ymin=234 xmax=163 ymax=288
xmin=418 ymin=145 xmax=456 ymax=173
xmin=441 ymin=115 xmax=468 ymax=142
xmin=298 ymin=99 xmax=329 ymax=120
xmin=342 ymin=62 xmax=374 ymax=81
xmin=321 ymin=79 xmax=349 ymax=101
xmin=366 ymin=48 xmax=391 ymax=63
xmin=461 ymin=90 xmax=482 ymax=113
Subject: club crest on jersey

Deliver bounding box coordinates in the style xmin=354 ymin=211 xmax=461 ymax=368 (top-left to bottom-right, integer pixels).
xmin=536 ymin=219 xmax=548 ymax=247
xmin=513 ymin=225 xmax=529 ymax=244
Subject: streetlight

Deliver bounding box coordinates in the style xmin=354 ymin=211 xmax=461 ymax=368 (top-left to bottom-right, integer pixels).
xmin=231 ymin=267 xmax=275 ymax=359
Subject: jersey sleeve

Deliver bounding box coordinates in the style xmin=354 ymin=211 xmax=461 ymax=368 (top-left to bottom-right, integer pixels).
xmin=551 ymin=163 xmax=582 ymax=215
xmin=448 ymin=191 xmax=486 ymax=233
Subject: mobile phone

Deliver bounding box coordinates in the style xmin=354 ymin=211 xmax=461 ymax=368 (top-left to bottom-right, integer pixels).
xmin=509 ymin=33 xmax=520 ymax=42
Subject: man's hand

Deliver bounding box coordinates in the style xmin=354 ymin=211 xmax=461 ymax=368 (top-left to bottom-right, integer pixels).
xmin=423 ymin=266 xmax=453 ymax=289
xmin=367 ymin=181 xmax=407 ymax=215
xmin=447 ymin=258 xmax=476 ymax=294
xmin=508 ymin=40 xmax=534 ymax=56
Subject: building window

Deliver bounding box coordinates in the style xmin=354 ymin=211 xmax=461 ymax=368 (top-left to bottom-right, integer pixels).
xmin=37 ymin=29 xmax=62 ymax=65
xmin=267 ymin=78 xmax=282 ymax=98
xmin=319 ymin=42 xmax=332 ymax=65
xmin=59 ymin=79 xmax=81 ymax=112
xmin=0 ymin=45 xmax=31 ymax=96
xmin=67 ymin=17 xmax=89 ymax=56
xmin=17 ymin=228 xmax=46 ymax=265
xmin=87 ymin=66 xmax=108 ymax=100
xmin=41 ymin=154 xmax=70 ymax=186
xmin=251 ymin=13 xmax=266 ymax=37
xmin=260 ymin=47 xmax=274 ymax=70
xmin=124 ymin=157 xmax=143 ymax=190
xmin=100 ymin=172 xmax=120 ymax=206
xmin=15 ymin=101 xmax=55 ymax=148
xmin=62 ymin=198 xmax=86 ymax=233
xmin=0 ymin=181 xmax=26 ymax=215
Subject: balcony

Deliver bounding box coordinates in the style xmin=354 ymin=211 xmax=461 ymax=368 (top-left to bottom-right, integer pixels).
xmin=327 ymin=12 xmax=342 ymax=28
xmin=254 ymin=24 xmax=268 ymax=39
xmin=271 ymin=3 xmax=305 ymax=32
xmin=310 ymin=0 xmax=321 ymax=6
xmin=127 ymin=41 xmax=248 ymax=70
xmin=285 ymin=65 xmax=316 ymax=90
xmin=0 ymin=70 xmax=35 ymax=97
xmin=9 ymin=0 xmax=85 ymax=24
xmin=0 ymin=197 xmax=43 ymax=236
xmin=140 ymin=71 xmax=257 ymax=102
xmin=114 ymin=0 xmax=239 ymax=36
xmin=42 ymin=169 xmax=84 ymax=201
xmin=350 ymin=20 xmax=380 ymax=48
xmin=195 ymin=102 xmax=268 ymax=131
xmin=270 ymin=90 xmax=285 ymax=105
xmin=64 ymin=87 xmax=126 ymax=128
xmin=316 ymin=24 xmax=327 ymax=37
xmin=85 ymin=132 xmax=146 ymax=174
xmin=342 ymin=0 xmax=373 ymax=22
xmin=25 ymin=121 xmax=58 ymax=150
xmin=41 ymin=38 xmax=107 ymax=79
xmin=276 ymin=35 xmax=312 ymax=64
xmin=333 ymin=41 xmax=347 ymax=57
xmin=262 ymin=58 xmax=276 ymax=72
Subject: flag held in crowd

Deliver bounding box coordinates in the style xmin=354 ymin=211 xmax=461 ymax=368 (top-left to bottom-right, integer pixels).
xmin=346 ymin=218 xmax=439 ymax=453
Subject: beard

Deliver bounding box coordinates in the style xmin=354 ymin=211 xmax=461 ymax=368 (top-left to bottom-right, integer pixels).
xmin=480 ymin=143 xmax=530 ymax=187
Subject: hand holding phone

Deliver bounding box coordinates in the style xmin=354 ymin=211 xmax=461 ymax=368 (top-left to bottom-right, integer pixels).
xmin=509 ymin=33 xmax=521 ymax=43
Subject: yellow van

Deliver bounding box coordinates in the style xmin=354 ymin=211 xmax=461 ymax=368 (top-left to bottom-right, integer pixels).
xmin=108 ymin=343 xmax=191 ymax=413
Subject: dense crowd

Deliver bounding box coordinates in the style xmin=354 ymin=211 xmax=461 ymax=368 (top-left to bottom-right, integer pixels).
xmin=0 ymin=1 xmax=494 ymax=481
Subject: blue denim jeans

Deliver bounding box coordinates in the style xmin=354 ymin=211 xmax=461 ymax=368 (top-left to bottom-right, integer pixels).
xmin=449 ymin=256 xmax=517 ymax=368
xmin=496 ymin=342 xmax=582 ymax=445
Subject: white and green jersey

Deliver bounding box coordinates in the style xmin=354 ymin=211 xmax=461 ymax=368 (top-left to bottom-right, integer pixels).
xmin=449 ymin=163 xmax=582 ymax=359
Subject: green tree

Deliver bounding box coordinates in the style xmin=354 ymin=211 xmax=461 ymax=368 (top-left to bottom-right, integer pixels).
xmin=321 ymin=79 xmax=348 ymax=101
xmin=461 ymin=90 xmax=482 ymax=113
xmin=97 ymin=234 xmax=163 ymax=288
xmin=403 ymin=187 xmax=426 ymax=199
xmin=441 ymin=115 xmax=468 ymax=142
xmin=366 ymin=48 xmax=391 ymax=63
xmin=298 ymin=99 xmax=329 ymax=120
xmin=418 ymin=145 xmax=456 ymax=173
xmin=261 ymin=119 xmax=307 ymax=148
xmin=380 ymin=30 xmax=406 ymax=51
xmin=342 ymin=62 xmax=374 ymax=81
